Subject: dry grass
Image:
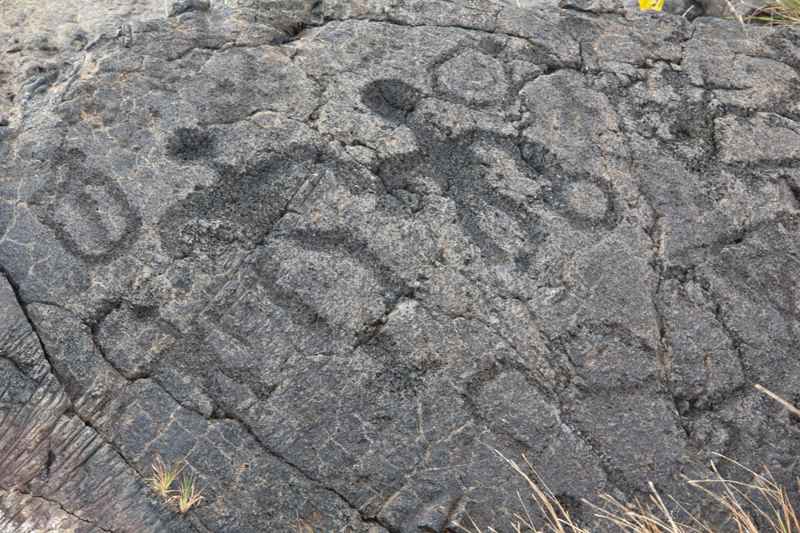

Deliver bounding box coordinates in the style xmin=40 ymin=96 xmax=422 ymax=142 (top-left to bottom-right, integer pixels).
xmin=690 ymin=459 xmax=800 ymax=533
xmin=148 ymin=455 xmax=184 ymax=499
xmin=754 ymin=384 xmax=800 ymax=418
xmin=745 ymin=0 xmax=800 ymax=24
xmin=453 ymin=384 xmax=800 ymax=533
xmin=173 ymin=472 xmax=204 ymax=513
xmin=294 ymin=520 xmax=316 ymax=533
xmin=455 ymin=452 xmax=800 ymax=533
xmin=714 ymin=0 xmax=800 ymax=25
xmin=148 ymin=455 xmax=204 ymax=513
xmin=637 ymin=0 xmax=800 ymax=26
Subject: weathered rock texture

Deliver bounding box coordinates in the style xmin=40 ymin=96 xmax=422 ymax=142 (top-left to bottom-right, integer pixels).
xmin=1 ymin=0 xmax=800 ymax=531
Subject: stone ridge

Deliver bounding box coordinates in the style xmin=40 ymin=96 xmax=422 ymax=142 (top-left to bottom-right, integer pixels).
xmin=1 ymin=1 xmax=800 ymax=532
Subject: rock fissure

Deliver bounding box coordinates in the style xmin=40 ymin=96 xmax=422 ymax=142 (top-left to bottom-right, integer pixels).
xmin=209 ymin=405 xmax=394 ymax=531
xmin=3 ymin=1 xmax=800 ymax=531
xmin=0 ymin=268 xmax=69 ymax=395
xmin=0 ymin=269 xmax=151 ymax=488
xmin=1 ymin=487 xmax=115 ymax=533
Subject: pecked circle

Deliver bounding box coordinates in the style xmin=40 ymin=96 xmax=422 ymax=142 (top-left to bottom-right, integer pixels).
xmin=434 ymin=49 xmax=509 ymax=106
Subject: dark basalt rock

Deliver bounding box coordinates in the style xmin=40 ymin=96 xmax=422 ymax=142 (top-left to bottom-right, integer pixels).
xmin=1 ymin=0 xmax=800 ymax=532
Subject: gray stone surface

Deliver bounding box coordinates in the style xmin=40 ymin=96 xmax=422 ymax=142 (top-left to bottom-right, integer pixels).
xmin=1 ymin=0 xmax=800 ymax=532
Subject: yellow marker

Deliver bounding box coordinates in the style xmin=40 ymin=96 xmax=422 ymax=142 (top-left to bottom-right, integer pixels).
xmin=639 ymin=0 xmax=664 ymax=10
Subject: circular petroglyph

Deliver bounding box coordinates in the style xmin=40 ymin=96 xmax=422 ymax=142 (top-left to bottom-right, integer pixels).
xmin=30 ymin=150 xmax=142 ymax=264
xmin=543 ymin=172 xmax=619 ymax=230
xmin=435 ymin=49 xmax=509 ymax=105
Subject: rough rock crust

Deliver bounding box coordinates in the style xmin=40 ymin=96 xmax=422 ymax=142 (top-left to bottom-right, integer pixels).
xmin=1 ymin=0 xmax=800 ymax=532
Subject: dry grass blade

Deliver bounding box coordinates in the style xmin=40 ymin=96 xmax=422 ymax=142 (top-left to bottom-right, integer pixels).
xmin=687 ymin=454 xmax=800 ymax=533
xmin=723 ymin=0 xmax=747 ymax=25
xmin=745 ymin=0 xmax=800 ymax=24
xmin=754 ymin=384 xmax=800 ymax=418
xmin=173 ymin=472 xmax=204 ymax=513
xmin=452 ymin=513 xmax=496 ymax=533
xmin=294 ymin=519 xmax=315 ymax=533
xmin=452 ymin=450 xmax=589 ymax=533
xmin=514 ymin=452 xmax=589 ymax=533
xmin=148 ymin=455 xmax=184 ymax=499
xmin=456 ymin=446 xmax=800 ymax=533
xmin=585 ymin=484 xmax=701 ymax=533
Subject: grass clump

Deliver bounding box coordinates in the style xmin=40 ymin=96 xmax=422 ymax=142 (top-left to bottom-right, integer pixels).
xmin=454 ymin=384 xmax=800 ymax=533
xmin=173 ymin=473 xmax=204 ymax=513
xmin=147 ymin=455 xmax=204 ymax=514
xmin=456 ymin=452 xmax=800 ymax=533
xmin=148 ymin=455 xmax=184 ymax=499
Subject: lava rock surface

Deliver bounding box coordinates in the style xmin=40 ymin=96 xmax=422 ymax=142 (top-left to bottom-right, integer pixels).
xmin=1 ymin=1 xmax=800 ymax=532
